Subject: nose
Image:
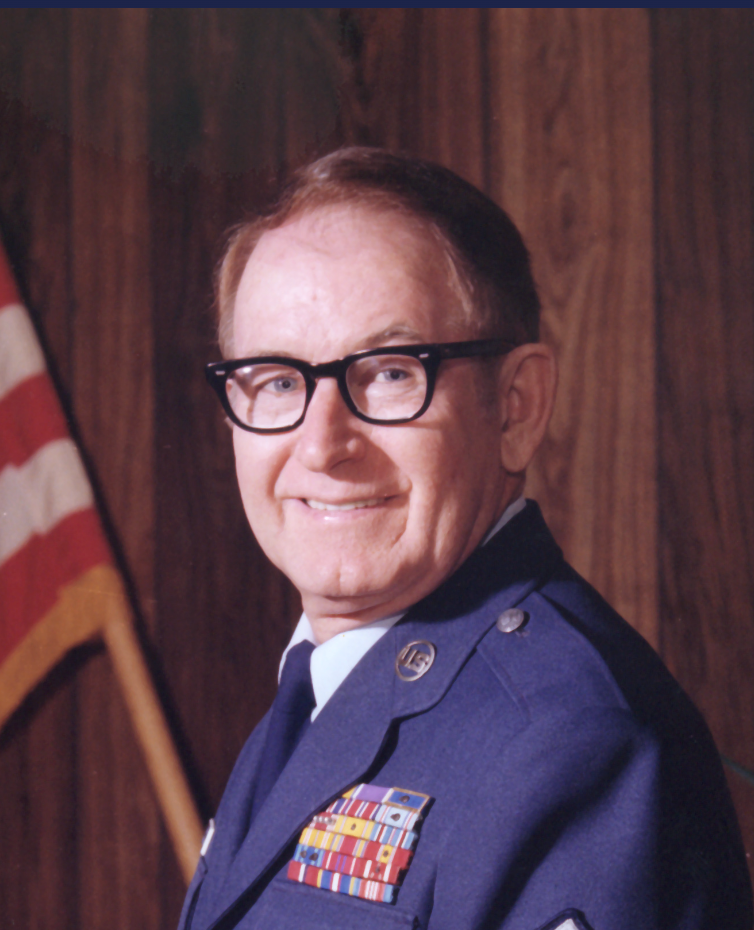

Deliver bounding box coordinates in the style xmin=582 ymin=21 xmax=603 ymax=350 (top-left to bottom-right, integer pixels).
xmin=292 ymin=376 xmax=366 ymax=472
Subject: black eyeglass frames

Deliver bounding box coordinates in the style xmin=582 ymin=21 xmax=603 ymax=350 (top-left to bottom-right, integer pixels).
xmin=205 ymin=338 xmax=515 ymax=434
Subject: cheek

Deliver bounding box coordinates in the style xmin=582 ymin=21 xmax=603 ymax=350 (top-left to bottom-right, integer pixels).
xmin=411 ymin=423 xmax=500 ymax=526
xmin=390 ymin=431 xmax=480 ymax=524
xmin=411 ymin=401 xmax=493 ymax=484
xmin=233 ymin=431 xmax=283 ymax=518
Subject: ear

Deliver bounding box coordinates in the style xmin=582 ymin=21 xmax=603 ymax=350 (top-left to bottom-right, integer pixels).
xmin=498 ymin=343 xmax=557 ymax=474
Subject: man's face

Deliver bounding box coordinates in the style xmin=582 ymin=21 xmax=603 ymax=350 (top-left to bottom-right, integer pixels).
xmin=232 ymin=205 xmax=511 ymax=627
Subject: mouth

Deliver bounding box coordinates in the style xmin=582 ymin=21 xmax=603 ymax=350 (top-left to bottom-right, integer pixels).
xmin=303 ymin=497 xmax=386 ymax=512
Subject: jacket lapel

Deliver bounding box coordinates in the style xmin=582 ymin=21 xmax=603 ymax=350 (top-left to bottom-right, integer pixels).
xmin=205 ymin=502 xmax=562 ymax=928
xmin=205 ymin=629 xmax=399 ymax=927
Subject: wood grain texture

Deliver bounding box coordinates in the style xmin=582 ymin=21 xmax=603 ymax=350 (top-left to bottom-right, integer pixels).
xmin=653 ymin=8 xmax=754 ymax=876
xmin=69 ymin=8 xmax=154 ymax=604
xmin=347 ymin=9 xmax=487 ymax=188
xmin=0 ymin=9 xmax=73 ymax=383
xmin=654 ymin=5 xmax=754 ymax=761
xmin=67 ymin=9 xmax=167 ymax=928
xmin=487 ymin=9 xmax=657 ymax=644
xmin=0 ymin=663 xmax=80 ymax=930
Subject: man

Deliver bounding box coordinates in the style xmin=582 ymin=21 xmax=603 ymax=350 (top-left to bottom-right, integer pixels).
xmin=180 ymin=148 xmax=752 ymax=930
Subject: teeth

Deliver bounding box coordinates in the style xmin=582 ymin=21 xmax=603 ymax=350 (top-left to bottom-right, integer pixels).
xmin=306 ymin=498 xmax=382 ymax=511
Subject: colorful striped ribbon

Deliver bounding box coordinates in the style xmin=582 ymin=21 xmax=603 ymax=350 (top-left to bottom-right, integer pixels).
xmin=287 ymin=861 xmax=398 ymax=904
xmin=288 ymin=784 xmax=433 ymax=905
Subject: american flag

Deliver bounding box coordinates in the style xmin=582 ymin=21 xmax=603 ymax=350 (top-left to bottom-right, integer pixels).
xmin=0 ymin=237 xmax=203 ymax=880
xmin=0 ymin=240 xmax=113 ymax=722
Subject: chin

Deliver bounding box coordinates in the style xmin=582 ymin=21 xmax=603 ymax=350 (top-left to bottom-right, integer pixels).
xmin=293 ymin=562 xmax=404 ymax=610
xmin=302 ymin=573 xmax=387 ymax=602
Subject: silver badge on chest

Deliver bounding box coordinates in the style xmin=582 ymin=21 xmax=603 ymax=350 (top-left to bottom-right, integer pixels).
xmin=395 ymin=640 xmax=436 ymax=681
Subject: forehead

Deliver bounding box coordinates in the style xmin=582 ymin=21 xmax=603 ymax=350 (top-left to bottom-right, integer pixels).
xmin=233 ymin=205 xmax=463 ymax=358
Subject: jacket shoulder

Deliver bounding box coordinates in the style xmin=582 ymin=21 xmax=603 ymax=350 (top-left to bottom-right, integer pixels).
xmin=475 ymin=578 xmax=635 ymax=728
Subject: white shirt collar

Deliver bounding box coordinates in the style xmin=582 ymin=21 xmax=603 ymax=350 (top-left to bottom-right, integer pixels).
xmin=279 ymin=496 xmax=526 ymax=719
xmin=481 ymin=494 xmax=526 ymax=545
xmin=278 ymin=611 xmax=404 ymax=720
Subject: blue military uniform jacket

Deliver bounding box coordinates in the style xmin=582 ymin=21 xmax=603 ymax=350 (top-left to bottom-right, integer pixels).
xmin=179 ymin=502 xmax=752 ymax=930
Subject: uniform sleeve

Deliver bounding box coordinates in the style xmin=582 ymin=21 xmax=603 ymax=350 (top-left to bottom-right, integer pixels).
xmin=429 ymin=706 xmax=739 ymax=930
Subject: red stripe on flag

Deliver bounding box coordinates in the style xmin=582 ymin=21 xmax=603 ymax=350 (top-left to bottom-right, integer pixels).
xmin=0 ymin=241 xmax=21 ymax=307
xmin=0 ymin=508 xmax=111 ymax=664
xmin=0 ymin=372 xmax=70 ymax=469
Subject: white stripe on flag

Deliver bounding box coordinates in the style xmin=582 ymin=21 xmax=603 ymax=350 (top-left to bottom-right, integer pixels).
xmin=0 ymin=303 xmax=47 ymax=400
xmin=0 ymin=437 xmax=93 ymax=565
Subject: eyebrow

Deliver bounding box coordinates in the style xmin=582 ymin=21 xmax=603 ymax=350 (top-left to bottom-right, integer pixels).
xmin=350 ymin=325 xmax=424 ymax=352
xmin=242 ymin=325 xmax=425 ymax=361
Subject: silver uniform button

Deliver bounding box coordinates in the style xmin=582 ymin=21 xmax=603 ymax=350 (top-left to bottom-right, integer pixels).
xmin=395 ymin=640 xmax=436 ymax=681
xmin=496 ymin=608 xmax=527 ymax=633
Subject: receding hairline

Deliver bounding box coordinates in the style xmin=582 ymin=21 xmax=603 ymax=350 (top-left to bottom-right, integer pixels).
xmin=219 ymin=198 xmax=483 ymax=359
xmin=215 ymin=147 xmax=540 ymax=359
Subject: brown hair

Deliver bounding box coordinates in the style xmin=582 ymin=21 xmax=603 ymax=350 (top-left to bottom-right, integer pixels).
xmin=216 ymin=147 xmax=540 ymax=357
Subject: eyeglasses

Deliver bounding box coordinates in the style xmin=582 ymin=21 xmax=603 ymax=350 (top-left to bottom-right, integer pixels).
xmin=205 ymin=338 xmax=514 ymax=434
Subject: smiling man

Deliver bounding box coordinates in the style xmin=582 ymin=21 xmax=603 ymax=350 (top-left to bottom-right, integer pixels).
xmin=180 ymin=149 xmax=752 ymax=930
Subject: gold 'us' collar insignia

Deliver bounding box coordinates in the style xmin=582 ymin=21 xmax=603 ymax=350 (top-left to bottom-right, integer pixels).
xmin=395 ymin=641 xmax=436 ymax=681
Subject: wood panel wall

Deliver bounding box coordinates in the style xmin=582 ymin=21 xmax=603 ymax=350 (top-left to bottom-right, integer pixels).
xmin=488 ymin=10 xmax=657 ymax=644
xmin=0 ymin=9 xmax=752 ymax=927
xmin=653 ymin=7 xmax=754 ymax=866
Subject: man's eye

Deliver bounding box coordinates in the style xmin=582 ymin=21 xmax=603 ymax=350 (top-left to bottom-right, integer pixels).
xmin=269 ymin=376 xmax=299 ymax=392
xmin=252 ymin=370 xmax=304 ymax=394
xmin=376 ymin=367 xmax=410 ymax=383
xmin=235 ymin=367 xmax=304 ymax=398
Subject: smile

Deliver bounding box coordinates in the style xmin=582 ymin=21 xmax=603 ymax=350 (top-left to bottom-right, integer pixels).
xmin=304 ymin=498 xmax=385 ymax=512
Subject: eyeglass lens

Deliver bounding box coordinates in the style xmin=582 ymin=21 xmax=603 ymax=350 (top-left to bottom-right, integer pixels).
xmin=226 ymin=354 xmax=429 ymax=430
